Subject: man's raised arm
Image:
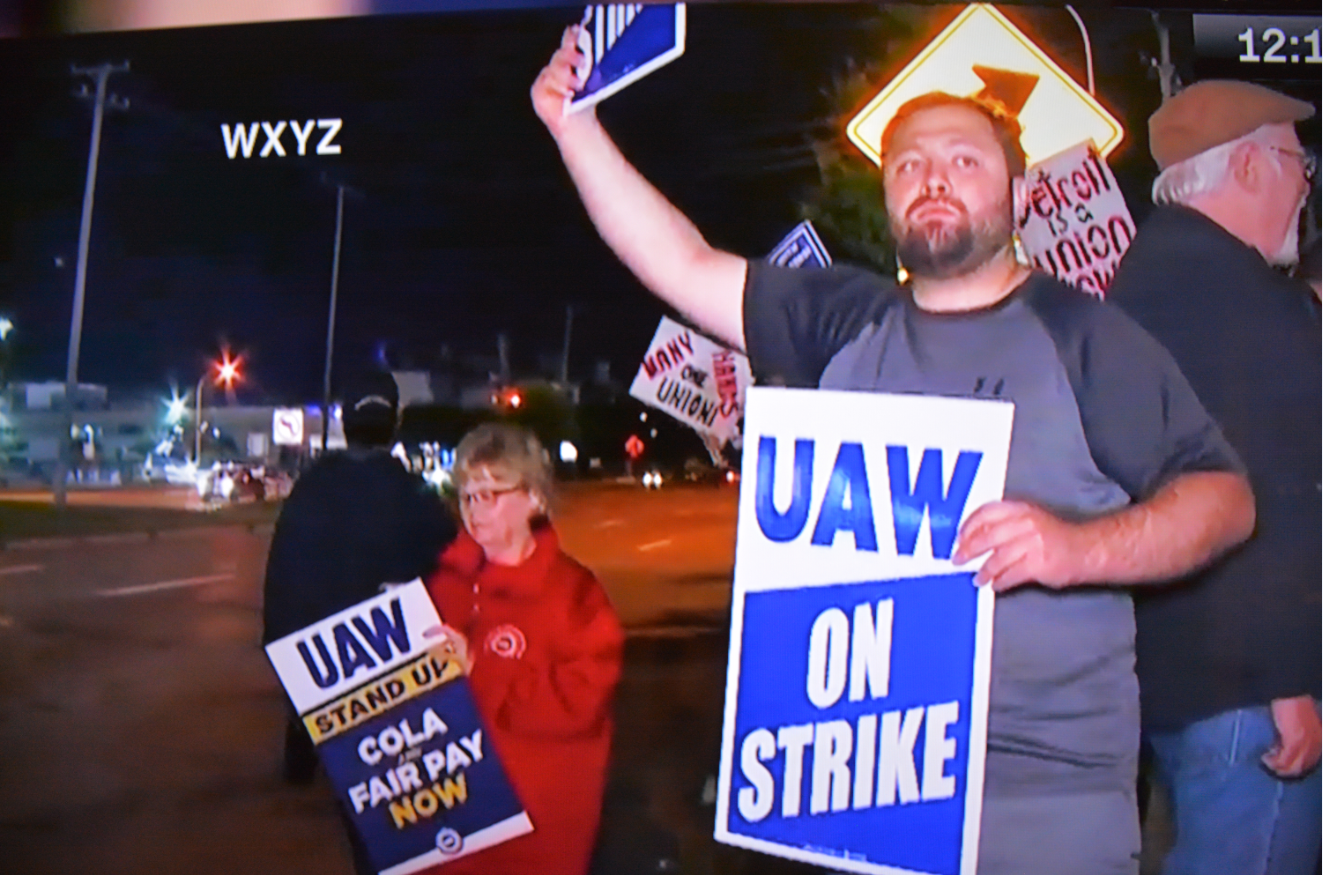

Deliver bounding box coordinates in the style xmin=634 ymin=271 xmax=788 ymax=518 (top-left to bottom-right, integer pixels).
xmin=532 ymin=26 xmax=749 ymax=351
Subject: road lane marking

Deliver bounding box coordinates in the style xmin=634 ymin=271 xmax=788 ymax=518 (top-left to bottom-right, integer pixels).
xmin=595 ymin=519 xmax=624 ymax=529
xmin=5 ymin=537 xmax=76 ymax=551
xmin=83 ymin=532 xmax=151 ymax=546
xmin=0 ymin=564 xmax=43 ymax=577
xmin=97 ymin=573 xmax=236 ymax=599
xmin=637 ymin=538 xmax=673 ymax=552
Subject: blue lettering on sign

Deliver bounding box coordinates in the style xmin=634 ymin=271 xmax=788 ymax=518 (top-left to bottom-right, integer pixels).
xmin=298 ymin=635 xmax=340 ymax=688
xmin=886 ymin=448 xmax=982 ymax=559
xmin=755 ymin=437 xmax=814 ymax=542
xmin=296 ymin=598 xmax=413 ymax=689
xmin=353 ymin=601 xmax=411 ymax=661
xmin=810 ymin=443 xmax=878 ymax=552
xmin=753 ymin=437 xmax=982 ymax=558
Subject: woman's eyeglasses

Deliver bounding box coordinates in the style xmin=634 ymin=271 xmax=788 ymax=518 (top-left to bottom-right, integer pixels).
xmin=459 ymin=485 xmax=523 ymax=508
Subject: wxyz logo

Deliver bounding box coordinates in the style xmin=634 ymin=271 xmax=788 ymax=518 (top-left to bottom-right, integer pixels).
xmin=220 ymin=119 xmax=342 ymax=159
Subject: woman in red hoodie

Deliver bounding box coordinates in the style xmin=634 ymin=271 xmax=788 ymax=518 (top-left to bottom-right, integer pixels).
xmin=424 ymin=423 xmax=624 ymax=875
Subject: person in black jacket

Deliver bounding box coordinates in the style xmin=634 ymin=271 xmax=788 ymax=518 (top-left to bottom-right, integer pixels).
xmin=1109 ymin=80 xmax=1320 ymax=875
xmin=261 ymin=371 xmax=456 ymax=786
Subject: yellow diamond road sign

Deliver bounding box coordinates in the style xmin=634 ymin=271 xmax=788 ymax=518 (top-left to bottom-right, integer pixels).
xmin=847 ymin=4 xmax=1125 ymax=168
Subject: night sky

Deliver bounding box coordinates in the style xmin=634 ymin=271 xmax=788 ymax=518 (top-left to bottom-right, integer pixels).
xmin=0 ymin=3 xmax=1315 ymax=402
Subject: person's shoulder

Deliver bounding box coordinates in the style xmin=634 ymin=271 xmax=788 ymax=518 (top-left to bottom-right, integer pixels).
xmin=545 ymin=547 xmax=610 ymax=610
xmin=1113 ymin=204 xmax=1254 ymax=295
xmin=750 ymin=259 xmax=898 ymax=298
xmin=549 ymin=546 xmax=599 ymax=589
xmin=1021 ymin=271 xmax=1163 ymax=351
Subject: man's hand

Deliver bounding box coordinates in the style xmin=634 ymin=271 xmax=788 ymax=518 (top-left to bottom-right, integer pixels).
xmin=953 ymin=501 xmax=1094 ymax=592
xmin=531 ymin=25 xmax=595 ymax=139
xmin=1262 ymin=695 xmax=1322 ymax=778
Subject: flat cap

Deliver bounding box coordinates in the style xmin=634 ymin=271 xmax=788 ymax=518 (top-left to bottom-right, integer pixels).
xmin=1149 ymin=79 xmax=1315 ymax=170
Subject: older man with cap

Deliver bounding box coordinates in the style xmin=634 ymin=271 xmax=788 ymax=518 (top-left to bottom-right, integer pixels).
xmin=1109 ymin=81 xmax=1320 ymax=875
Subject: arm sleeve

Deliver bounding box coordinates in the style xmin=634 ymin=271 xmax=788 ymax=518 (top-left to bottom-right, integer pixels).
xmin=477 ymin=569 xmax=624 ymax=740
xmin=1032 ymin=291 xmax=1244 ymax=501
xmin=261 ymin=487 xmax=312 ymax=645
xmin=742 ymin=260 xmax=898 ymax=388
xmin=401 ymin=479 xmax=458 ymax=581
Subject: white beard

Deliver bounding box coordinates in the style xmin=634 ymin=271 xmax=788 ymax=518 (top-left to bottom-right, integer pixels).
xmin=1269 ymin=195 xmax=1307 ymax=268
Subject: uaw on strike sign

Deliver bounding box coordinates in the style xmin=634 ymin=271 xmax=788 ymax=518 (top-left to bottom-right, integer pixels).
xmin=266 ymin=582 xmax=530 ymax=874
xmin=715 ymin=389 xmax=1013 ymax=874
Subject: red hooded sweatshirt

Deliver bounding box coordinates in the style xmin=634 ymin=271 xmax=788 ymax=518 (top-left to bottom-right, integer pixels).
xmin=423 ymin=525 xmax=624 ymax=875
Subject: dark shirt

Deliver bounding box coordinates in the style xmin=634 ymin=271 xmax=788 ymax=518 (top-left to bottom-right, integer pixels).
xmin=261 ymin=448 xmax=456 ymax=644
xmin=744 ymin=261 xmax=1241 ymax=794
xmin=1108 ymin=204 xmax=1321 ymax=730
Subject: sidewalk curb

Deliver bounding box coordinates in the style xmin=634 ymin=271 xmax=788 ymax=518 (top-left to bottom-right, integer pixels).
xmin=3 ymin=521 xmax=276 ymax=551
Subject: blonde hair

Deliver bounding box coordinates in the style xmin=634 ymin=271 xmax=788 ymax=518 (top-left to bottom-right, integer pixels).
xmin=454 ymin=422 xmax=554 ymax=512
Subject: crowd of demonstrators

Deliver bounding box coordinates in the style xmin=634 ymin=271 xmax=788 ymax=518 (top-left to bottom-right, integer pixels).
xmin=1108 ymin=81 xmax=1321 ymax=875
xmin=260 ymin=371 xmax=457 ymax=874
xmin=531 ymin=27 xmax=1255 ymax=875
xmin=253 ymin=35 xmax=1318 ymax=875
xmin=423 ymin=423 xmax=624 ymax=875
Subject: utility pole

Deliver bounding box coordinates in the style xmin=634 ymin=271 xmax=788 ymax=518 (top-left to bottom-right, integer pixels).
xmin=1150 ymin=12 xmax=1180 ymax=102
xmin=559 ymin=304 xmax=574 ymax=385
xmin=322 ymin=182 xmax=346 ymax=454
xmin=55 ymin=62 xmax=128 ymax=509
xmin=317 ymin=176 xmax=361 ymax=454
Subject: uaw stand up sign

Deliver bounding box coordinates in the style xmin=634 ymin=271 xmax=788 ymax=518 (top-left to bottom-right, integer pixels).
xmin=266 ymin=581 xmax=530 ymax=874
xmin=714 ymin=389 xmax=1013 ymax=874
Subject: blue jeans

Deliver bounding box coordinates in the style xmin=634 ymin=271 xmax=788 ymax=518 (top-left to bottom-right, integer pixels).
xmin=1149 ymin=705 xmax=1321 ymax=875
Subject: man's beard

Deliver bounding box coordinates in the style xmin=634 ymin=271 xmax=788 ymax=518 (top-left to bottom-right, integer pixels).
xmin=1269 ymin=195 xmax=1307 ymax=268
xmin=893 ymin=194 xmax=1014 ymax=281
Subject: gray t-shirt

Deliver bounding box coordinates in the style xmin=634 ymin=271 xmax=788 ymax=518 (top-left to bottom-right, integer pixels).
xmin=743 ymin=261 xmax=1241 ymax=796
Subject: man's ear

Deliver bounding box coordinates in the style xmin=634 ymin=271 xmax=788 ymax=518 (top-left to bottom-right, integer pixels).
xmin=1229 ymin=142 xmax=1260 ymax=193
xmin=1011 ymin=176 xmax=1029 ymax=221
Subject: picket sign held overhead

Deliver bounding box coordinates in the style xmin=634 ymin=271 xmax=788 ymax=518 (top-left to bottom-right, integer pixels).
xmin=768 ymin=220 xmax=833 ymax=269
xmin=1015 ymin=140 xmax=1136 ymax=297
xmin=567 ymin=3 xmax=686 ymax=114
xmin=266 ymin=581 xmax=531 ymax=874
xmin=714 ymin=388 xmax=1013 ymax=875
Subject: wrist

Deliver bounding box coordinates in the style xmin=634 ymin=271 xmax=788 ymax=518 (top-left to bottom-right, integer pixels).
xmin=552 ymin=106 xmax=602 ymax=147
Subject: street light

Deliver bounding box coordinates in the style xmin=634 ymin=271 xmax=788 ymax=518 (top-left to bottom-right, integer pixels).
xmin=0 ymin=317 xmax=12 ymax=340
xmin=194 ymin=352 xmax=241 ymax=463
xmin=164 ymin=390 xmax=187 ymax=425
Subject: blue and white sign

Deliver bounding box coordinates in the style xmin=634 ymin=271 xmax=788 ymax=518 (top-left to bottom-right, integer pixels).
xmin=567 ymin=3 xmax=686 ymax=114
xmin=266 ymin=581 xmax=532 ymax=874
xmin=714 ymin=388 xmax=1013 ymax=875
xmin=767 ymin=220 xmax=832 ymax=268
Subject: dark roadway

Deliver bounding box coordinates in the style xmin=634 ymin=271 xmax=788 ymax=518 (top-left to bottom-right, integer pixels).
xmin=0 ymin=482 xmax=1169 ymax=874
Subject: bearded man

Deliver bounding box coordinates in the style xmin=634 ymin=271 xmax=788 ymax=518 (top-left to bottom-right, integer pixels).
xmin=531 ymin=28 xmax=1255 ymax=875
